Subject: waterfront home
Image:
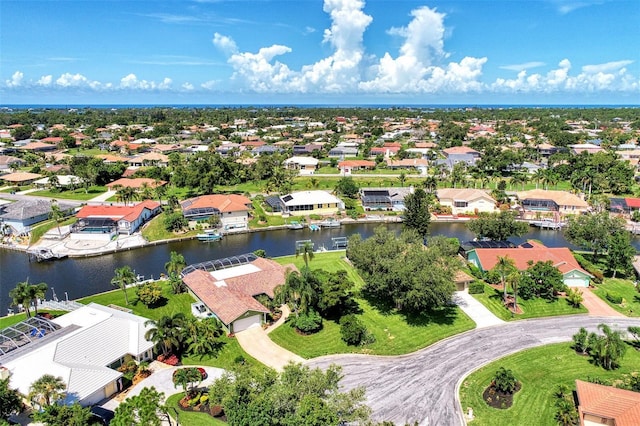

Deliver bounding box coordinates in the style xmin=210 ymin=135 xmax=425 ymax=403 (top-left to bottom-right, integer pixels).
xmin=283 ymin=156 xmax=319 ymax=175
xmin=73 ymin=200 xmax=161 ymax=239
xmin=467 ymin=240 xmax=592 ymax=287
xmin=515 ymin=189 xmax=589 ymax=219
xmin=610 ymin=197 xmax=640 ymax=215
xmin=0 ymin=199 xmax=75 ymax=235
xmin=278 ymin=190 xmax=344 ymax=216
xmin=0 ymin=303 xmax=154 ymax=406
xmin=370 ymin=142 xmax=401 ymax=158
xmin=181 ymin=194 xmax=252 ymax=231
xmin=328 ymin=145 xmax=359 ymax=158
xmin=435 ymin=188 xmax=498 ymax=216
xmin=360 ymin=187 xmax=412 ymax=211
xmin=181 ymin=254 xmax=296 ymax=333
xmin=575 ymin=380 xmax=640 ymax=426
xmin=337 ymin=160 xmax=376 ymax=175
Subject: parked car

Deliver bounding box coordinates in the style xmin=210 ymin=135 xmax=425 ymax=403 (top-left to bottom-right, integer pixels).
xmin=90 ymin=406 xmax=114 ymax=425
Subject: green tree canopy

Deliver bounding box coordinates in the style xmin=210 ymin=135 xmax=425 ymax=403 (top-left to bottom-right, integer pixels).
xmin=467 ymin=211 xmax=529 ymax=241
xmin=0 ymin=378 xmax=23 ymax=421
xmin=518 ymin=261 xmax=566 ymax=300
xmin=210 ymin=363 xmax=371 ymax=426
xmin=403 ymin=188 xmax=432 ymax=240
xmin=334 ymin=177 xmax=359 ymax=199
xmin=564 ymin=211 xmax=627 ymax=260
xmin=112 ymin=387 xmax=169 ymax=426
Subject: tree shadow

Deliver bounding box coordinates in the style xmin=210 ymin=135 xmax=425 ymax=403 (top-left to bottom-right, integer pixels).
xmin=403 ymin=306 xmax=460 ymax=327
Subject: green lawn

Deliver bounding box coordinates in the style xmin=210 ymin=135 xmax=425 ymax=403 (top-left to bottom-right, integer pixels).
xmin=30 ymin=186 xmax=107 ymax=200
xmin=29 ymin=217 xmax=77 ymax=244
xmin=141 ymin=212 xmax=200 ymax=242
xmin=165 ymin=393 xmax=227 ymax=426
xmin=592 ymin=278 xmax=640 ymax=317
xmin=459 ymin=342 xmax=640 ymax=426
xmin=270 ymin=252 xmax=475 ymax=358
xmin=471 ymin=284 xmax=587 ymax=321
xmin=78 ymin=281 xmax=197 ymax=321
xmin=249 ymin=199 xmax=286 ymax=228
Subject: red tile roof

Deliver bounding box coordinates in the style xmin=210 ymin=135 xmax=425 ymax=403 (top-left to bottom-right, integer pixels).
xmin=443 ymin=146 xmax=480 ymax=155
xmin=76 ymin=200 xmax=160 ymax=223
xmin=338 ymin=160 xmax=376 ymax=168
xmin=576 ymin=380 xmax=640 ymax=426
xmin=106 ymin=178 xmax=166 ymax=189
xmin=182 ymin=258 xmax=296 ymax=325
xmin=472 ymin=242 xmax=590 ymax=276
xmin=181 ymin=194 xmax=252 ymax=213
xmin=625 ymin=198 xmax=640 ymax=209
xmin=39 ymin=137 xmax=63 ymax=143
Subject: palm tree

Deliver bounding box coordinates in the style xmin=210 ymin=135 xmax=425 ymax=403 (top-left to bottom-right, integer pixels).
xmin=398 ymin=171 xmax=407 ymax=187
xmin=165 ymin=251 xmax=186 ymax=278
xmin=422 ymin=175 xmax=438 ymax=193
xmin=275 ymin=268 xmax=319 ymax=316
xmin=154 ymin=182 xmax=167 ymax=206
xmin=532 ymin=169 xmax=545 ymax=190
xmin=9 ymin=281 xmax=32 ymax=317
xmin=173 ymin=368 xmax=202 ymax=398
xmin=27 ymin=282 xmax=48 ymax=316
xmin=49 ymin=200 xmax=65 ymax=236
xmin=507 ymin=271 xmax=520 ymax=314
xmin=144 ymin=313 xmax=186 ymax=356
xmin=28 ymin=375 xmax=66 ymax=409
xmin=140 ymin=182 xmax=154 ymax=201
xmin=111 ymin=265 xmax=136 ymax=305
xmin=593 ymin=324 xmax=628 ymax=370
xmin=495 ymin=256 xmax=516 ymax=302
xmin=296 ymin=241 xmax=314 ymax=269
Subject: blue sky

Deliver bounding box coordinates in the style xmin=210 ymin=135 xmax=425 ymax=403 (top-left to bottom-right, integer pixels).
xmin=1 ymin=0 xmax=639 ymax=105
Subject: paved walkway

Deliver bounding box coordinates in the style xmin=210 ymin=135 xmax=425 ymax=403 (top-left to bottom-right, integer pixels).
xmin=266 ymin=304 xmax=291 ymax=334
xmin=87 ymin=190 xmax=116 ymax=203
xmin=453 ymin=290 xmax=505 ymax=328
xmin=236 ymin=325 xmax=304 ymax=371
xmin=101 ymin=364 xmax=225 ymax=411
xmin=307 ymin=316 xmax=640 ymax=426
xmin=581 ymin=287 xmax=625 ymax=317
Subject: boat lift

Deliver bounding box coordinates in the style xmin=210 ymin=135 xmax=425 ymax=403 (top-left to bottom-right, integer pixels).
xmin=332 ymin=237 xmax=348 ymax=249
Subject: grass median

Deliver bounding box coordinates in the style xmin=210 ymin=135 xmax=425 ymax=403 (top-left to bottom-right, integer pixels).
xmin=471 ymin=283 xmax=587 ymax=321
xmin=459 ymin=342 xmax=640 ymax=426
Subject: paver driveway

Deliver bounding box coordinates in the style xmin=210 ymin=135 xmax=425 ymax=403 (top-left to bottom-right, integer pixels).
xmin=580 ymin=287 xmax=625 ymax=317
xmin=306 ymin=316 xmax=640 ymax=426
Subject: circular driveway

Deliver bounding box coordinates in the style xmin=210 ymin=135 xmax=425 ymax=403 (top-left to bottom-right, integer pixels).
xmin=306 ymin=316 xmax=640 ymax=426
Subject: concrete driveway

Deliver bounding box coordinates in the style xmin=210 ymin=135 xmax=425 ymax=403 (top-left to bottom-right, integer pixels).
xmin=580 ymin=287 xmax=625 ymax=317
xmin=101 ymin=364 xmax=225 ymax=411
xmin=236 ymin=325 xmax=304 ymax=371
xmin=453 ymin=290 xmax=505 ymax=328
xmin=306 ymin=316 xmax=640 ymax=426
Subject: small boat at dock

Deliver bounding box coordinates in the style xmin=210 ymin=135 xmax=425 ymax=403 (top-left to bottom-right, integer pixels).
xmin=319 ymin=218 xmax=341 ymax=228
xmin=197 ymin=229 xmax=223 ymax=242
xmin=308 ymin=224 xmax=320 ymax=231
xmin=287 ymin=220 xmax=304 ymax=230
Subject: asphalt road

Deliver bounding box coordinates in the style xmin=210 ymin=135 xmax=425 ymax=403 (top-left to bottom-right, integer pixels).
xmin=306 ymin=316 xmax=640 ymax=426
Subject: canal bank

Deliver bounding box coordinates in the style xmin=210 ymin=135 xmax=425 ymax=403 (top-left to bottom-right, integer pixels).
xmin=1 ymin=220 xmax=637 ymax=316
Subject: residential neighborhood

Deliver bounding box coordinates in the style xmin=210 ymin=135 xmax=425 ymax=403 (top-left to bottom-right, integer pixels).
xmin=1 ymin=106 xmax=640 ymax=426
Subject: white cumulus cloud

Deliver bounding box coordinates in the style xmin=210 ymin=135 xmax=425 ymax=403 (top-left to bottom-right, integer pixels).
xmin=119 ymin=74 xmax=172 ymax=90
xmin=6 ymin=71 xmax=24 ymax=87
xmin=500 ymin=62 xmax=546 ymax=72
xmin=213 ymin=33 xmax=238 ymax=55
xmin=37 ymin=75 xmax=53 ymax=86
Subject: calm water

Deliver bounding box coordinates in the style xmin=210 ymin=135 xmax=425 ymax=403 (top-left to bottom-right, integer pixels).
xmin=1 ymin=222 xmax=636 ymax=315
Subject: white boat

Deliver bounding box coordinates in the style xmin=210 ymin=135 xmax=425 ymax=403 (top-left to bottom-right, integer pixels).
xmin=287 ymin=220 xmax=304 ymax=230
xmin=197 ymin=230 xmax=223 ymax=242
xmin=319 ymin=218 xmax=341 ymax=228
xmin=309 ymin=224 xmax=320 ymax=231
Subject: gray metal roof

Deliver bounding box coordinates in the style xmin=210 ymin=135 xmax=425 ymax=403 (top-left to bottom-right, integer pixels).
xmin=0 ymin=199 xmax=76 ymax=221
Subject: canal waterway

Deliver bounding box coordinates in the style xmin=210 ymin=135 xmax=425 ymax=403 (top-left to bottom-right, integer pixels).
xmin=1 ymin=222 xmax=638 ymax=315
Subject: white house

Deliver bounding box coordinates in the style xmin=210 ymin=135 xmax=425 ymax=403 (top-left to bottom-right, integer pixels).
xmin=436 ymin=188 xmax=498 ymax=216
xmin=0 ymin=303 xmax=154 ymax=407
xmin=279 ymin=190 xmax=345 ymax=216
xmin=181 ymin=194 xmax=252 ymax=231
xmin=283 ymin=156 xmax=319 ymax=175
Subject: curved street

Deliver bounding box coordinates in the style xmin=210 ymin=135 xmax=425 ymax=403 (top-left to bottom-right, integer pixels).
xmin=306 ymin=316 xmax=640 ymax=426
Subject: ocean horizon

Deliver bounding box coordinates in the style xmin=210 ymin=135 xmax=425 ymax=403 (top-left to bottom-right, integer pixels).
xmin=1 ymin=103 xmax=639 ymax=110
